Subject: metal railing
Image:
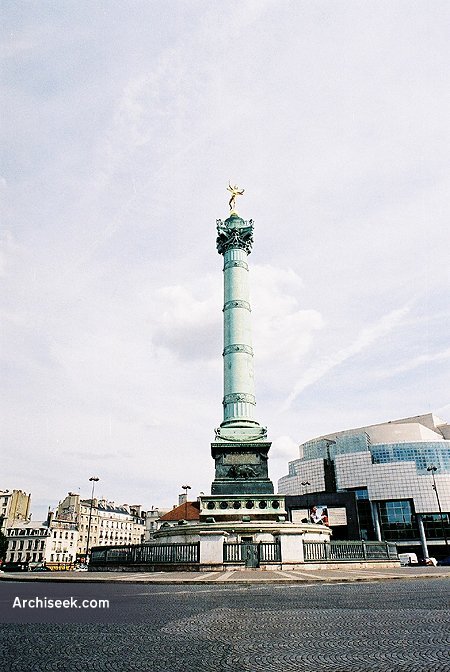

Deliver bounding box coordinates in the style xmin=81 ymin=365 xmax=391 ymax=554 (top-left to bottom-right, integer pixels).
xmin=90 ymin=542 xmax=200 ymax=566
xmin=223 ymin=542 xmax=281 ymax=564
xmin=303 ymin=540 xmax=398 ymax=562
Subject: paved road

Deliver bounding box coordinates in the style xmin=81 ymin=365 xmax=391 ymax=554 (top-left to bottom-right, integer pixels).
xmin=1 ymin=578 xmax=449 ymax=671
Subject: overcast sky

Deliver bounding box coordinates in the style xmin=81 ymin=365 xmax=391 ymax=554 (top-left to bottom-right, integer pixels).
xmin=2 ymin=1 xmax=449 ymax=521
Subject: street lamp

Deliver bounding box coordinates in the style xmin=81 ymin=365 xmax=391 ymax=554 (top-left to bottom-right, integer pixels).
xmin=427 ymin=465 xmax=448 ymax=546
xmin=85 ymin=476 xmax=100 ymax=562
xmin=181 ymin=485 xmax=191 ymax=521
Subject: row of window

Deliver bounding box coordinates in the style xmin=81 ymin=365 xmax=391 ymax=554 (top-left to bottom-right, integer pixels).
xmin=368 ymin=499 xmax=450 ymax=541
xmin=8 ymin=528 xmax=49 ymax=536
xmin=79 ymin=519 xmax=142 ymax=531
xmin=9 ymin=540 xmax=45 ymax=550
xmin=7 ymin=552 xmax=44 ymax=563
xmin=371 ymin=442 xmax=450 ymax=473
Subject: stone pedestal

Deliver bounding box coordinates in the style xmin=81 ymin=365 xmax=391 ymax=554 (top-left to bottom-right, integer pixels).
xmin=200 ymin=494 xmax=285 ymax=521
xmin=154 ymin=518 xmax=332 ymax=570
xmin=211 ymin=442 xmax=274 ymax=495
xmin=278 ymin=530 xmax=306 ymax=565
xmin=199 ymin=531 xmax=228 ymax=566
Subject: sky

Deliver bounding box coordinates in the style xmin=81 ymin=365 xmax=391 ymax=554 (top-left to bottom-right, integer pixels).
xmin=1 ymin=0 xmax=450 ymax=521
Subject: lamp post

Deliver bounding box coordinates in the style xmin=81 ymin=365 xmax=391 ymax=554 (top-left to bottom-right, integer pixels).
xmin=85 ymin=477 xmax=99 ymax=563
xmin=181 ymin=485 xmax=191 ymax=521
xmin=427 ymin=466 xmax=448 ymax=546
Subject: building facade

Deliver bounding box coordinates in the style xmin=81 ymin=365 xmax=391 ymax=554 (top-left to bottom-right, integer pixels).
xmin=0 ymin=489 xmax=31 ymax=532
xmin=56 ymin=493 xmax=146 ymax=557
xmin=4 ymin=512 xmax=78 ymax=567
xmin=143 ymin=507 xmax=170 ymax=541
xmin=278 ymin=414 xmax=450 ymax=559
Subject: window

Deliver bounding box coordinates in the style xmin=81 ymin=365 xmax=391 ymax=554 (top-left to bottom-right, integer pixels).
xmin=422 ymin=513 xmax=450 ymax=540
xmin=346 ymin=488 xmax=369 ymax=500
xmin=378 ymin=500 xmax=419 ymax=541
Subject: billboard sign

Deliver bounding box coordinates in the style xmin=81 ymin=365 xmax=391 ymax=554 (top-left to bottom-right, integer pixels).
xmin=309 ymin=505 xmax=329 ymax=526
xmin=291 ymin=505 xmax=348 ymax=527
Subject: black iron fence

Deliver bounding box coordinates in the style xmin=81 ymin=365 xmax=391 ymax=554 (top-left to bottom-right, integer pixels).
xmin=303 ymin=540 xmax=398 ymax=562
xmin=89 ymin=539 xmax=397 ymax=568
xmin=90 ymin=542 xmax=200 ymax=566
xmin=223 ymin=541 xmax=281 ymax=564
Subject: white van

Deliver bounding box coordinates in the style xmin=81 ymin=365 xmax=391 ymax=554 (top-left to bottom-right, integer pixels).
xmin=398 ymin=552 xmax=418 ymax=566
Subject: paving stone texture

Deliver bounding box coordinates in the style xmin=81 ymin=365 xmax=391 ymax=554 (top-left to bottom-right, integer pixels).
xmin=1 ymin=578 xmax=449 ymax=671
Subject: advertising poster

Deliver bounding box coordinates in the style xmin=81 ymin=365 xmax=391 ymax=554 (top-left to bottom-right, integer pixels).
xmin=309 ymin=505 xmax=329 ymax=526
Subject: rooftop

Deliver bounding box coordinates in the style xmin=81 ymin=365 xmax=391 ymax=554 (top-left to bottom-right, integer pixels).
xmin=159 ymin=501 xmax=200 ymax=522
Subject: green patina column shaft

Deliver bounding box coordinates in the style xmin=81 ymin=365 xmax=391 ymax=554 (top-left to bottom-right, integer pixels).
xmin=211 ymin=199 xmax=274 ymax=496
xmin=218 ymin=215 xmax=260 ymax=432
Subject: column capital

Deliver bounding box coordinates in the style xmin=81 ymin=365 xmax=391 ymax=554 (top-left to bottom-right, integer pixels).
xmin=216 ymin=215 xmax=254 ymax=255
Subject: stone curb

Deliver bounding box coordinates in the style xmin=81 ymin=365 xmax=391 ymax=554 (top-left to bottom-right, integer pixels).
xmin=1 ymin=571 xmax=449 ymax=585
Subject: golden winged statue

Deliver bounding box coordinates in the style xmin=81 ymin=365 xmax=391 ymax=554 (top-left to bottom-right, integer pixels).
xmin=227 ymin=182 xmax=245 ymax=212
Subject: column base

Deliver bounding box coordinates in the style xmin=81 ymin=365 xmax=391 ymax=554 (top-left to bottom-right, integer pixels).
xmin=210 ymin=440 xmax=274 ymax=495
xmin=211 ymin=479 xmax=275 ymax=496
xmin=215 ymin=421 xmax=267 ymax=443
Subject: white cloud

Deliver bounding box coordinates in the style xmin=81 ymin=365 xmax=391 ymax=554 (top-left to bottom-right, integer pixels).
xmin=270 ymin=435 xmax=299 ymax=460
xmin=282 ymin=304 xmax=411 ymax=410
xmin=375 ymin=347 xmax=450 ymax=379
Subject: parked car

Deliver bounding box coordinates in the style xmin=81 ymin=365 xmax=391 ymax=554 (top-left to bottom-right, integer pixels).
xmin=1 ymin=561 xmax=29 ymax=572
xmin=437 ymin=556 xmax=450 ymax=566
xmin=30 ymin=564 xmax=52 ymax=572
xmin=74 ymin=565 xmax=88 ymax=572
xmin=398 ymin=553 xmax=418 ymax=566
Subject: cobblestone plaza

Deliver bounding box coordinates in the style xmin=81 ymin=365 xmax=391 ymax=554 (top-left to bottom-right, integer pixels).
xmin=1 ymin=578 xmax=449 ymax=671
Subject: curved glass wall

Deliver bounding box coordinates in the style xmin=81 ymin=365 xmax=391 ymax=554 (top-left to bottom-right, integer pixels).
xmin=370 ymin=442 xmax=450 ymax=474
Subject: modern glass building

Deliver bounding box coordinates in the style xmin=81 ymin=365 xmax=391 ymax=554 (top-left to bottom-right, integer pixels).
xmin=278 ymin=413 xmax=450 ymax=559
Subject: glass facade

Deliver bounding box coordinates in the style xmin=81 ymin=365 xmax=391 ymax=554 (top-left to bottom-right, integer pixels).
xmin=371 ymin=442 xmax=450 ymax=474
xmin=357 ymin=500 xmax=375 ymax=541
xmin=421 ymin=513 xmax=450 ymax=540
xmin=378 ymin=500 xmax=418 ymax=541
xmin=346 ymin=487 xmax=369 ymax=500
xmin=303 ymin=433 xmax=371 ymax=461
xmin=279 ymin=417 xmax=450 ymax=552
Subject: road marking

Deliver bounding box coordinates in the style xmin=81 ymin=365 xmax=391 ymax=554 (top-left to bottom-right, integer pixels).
xmin=287 ymin=570 xmax=328 ymax=579
xmin=270 ymin=570 xmax=295 ymax=580
xmin=192 ymin=572 xmax=220 ymax=581
xmin=212 ymin=571 xmax=238 ymax=581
